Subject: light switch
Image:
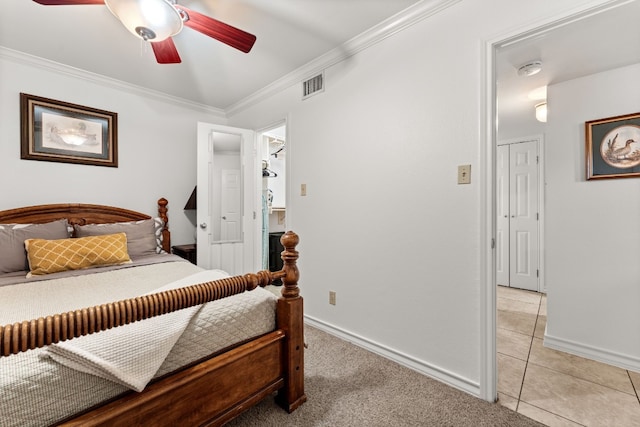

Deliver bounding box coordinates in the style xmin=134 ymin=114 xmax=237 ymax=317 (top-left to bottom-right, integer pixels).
xmin=458 ymin=165 xmax=471 ymax=184
xmin=301 ymin=183 xmax=307 ymax=196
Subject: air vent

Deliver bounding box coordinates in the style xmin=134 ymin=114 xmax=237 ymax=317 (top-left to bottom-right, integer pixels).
xmin=302 ymin=72 xmax=324 ymax=99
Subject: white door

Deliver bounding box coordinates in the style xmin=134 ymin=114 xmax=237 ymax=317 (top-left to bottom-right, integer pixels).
xmin=220 ymin=169 xmax=241 ymax=240
xmin=496 ymin=140 xmax=539 ymax=291
xmin=197 ymin=123 xmax=256 ymax=276
xmin=496 ymin=145 xmax=510 ymax=287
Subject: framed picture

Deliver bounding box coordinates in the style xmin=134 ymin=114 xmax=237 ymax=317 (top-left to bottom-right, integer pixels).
xmin=20 ymin=93 xmax=118 ymax=167
xmin=586 ymin=112 xmax=640 ymax=180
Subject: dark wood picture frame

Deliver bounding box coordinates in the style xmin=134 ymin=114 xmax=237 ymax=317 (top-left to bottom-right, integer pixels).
xmin=586 ymin=112 xmax=640 ymax=180
xmin=20 ymin=93 xmax=118 ymax=167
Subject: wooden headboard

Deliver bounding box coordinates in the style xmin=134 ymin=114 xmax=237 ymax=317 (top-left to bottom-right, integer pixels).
xmin=0 ymin=198 xmax=171 ymax=252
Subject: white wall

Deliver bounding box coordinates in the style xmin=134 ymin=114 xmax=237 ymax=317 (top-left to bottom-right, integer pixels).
xmin=0 ymin=52 xmax=225 ymax=246
xmin=544 ymin=63 xmax=640 ymax=370
xmin=227 ymin=0 xmax=620 ymax=396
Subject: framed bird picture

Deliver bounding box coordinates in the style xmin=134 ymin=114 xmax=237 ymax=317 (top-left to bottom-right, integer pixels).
xmin=586 ymin=112 xmax=640 ymax=180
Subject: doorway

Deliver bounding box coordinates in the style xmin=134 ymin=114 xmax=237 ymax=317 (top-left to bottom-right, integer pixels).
xmin=258 ymin=123 xmax=287 ymax=273
xmin=496 ymin=138 xmax=542 ymax=292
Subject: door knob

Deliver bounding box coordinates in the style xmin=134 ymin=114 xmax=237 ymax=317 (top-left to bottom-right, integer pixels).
xmin=222 ymin=216 xmax=227 ymax=220
xmin=200 ymin=223 xmax=208 ymax=229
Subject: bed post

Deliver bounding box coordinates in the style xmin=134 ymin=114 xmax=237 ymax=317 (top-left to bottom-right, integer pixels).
xmin=276 ymin=231 xmax=307 ymax=412
xmin=157 ymin=198 xmax=171 ymax=253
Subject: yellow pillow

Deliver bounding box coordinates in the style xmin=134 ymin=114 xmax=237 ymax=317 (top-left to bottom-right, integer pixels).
xmin=25 ymin=232 xmax=132 ymax=276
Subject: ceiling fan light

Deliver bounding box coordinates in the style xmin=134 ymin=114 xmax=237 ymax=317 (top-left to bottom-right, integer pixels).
xmin=535 ymin=102 xmax=547 ymax=123
xmin=105 ymin=0 xmax=183 ymax=42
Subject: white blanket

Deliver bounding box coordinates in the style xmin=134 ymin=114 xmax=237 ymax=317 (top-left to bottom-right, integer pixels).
xmin=41 ymin=269 xmax=230 ymax=392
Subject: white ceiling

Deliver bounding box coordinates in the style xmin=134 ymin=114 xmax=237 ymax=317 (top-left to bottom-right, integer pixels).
xmin=0 ymin=0 xmax=421 ymax=110
xmin=496 ymin=0 xmax=640 ymax=135
xmin=2 ymin=1 xmax=638 ymax=121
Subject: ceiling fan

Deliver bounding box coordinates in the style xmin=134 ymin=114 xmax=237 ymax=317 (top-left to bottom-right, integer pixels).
xmin=33 ymin=0 xmax=257 ymax=64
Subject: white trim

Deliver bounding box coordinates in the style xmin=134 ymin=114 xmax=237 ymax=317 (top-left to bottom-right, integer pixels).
xmin=305 ymin=316 xmax=480 ymax=397
xmin=544 ymin=333 xmax=640 ymax=373
xmin=0 ymin=47 xmax=226 ymax=118
xmin=479 ymin=38 xmax=496 ymax=402
xmin=225 ymin=0 xmax=462 ymax=116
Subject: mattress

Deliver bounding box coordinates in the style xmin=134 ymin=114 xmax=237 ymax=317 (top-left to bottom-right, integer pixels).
xmin=0 ymin=260 xmax=278 ymax=427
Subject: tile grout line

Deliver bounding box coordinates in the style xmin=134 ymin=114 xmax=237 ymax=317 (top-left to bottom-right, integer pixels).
xmin=627 ymin=370 xmax=640 ymax=405
xmin=514 ymin=294 xmax=541 ymax=414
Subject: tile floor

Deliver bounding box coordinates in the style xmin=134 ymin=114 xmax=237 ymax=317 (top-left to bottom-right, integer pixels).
xmin=496 ymin=285 xmax=640 ymax=426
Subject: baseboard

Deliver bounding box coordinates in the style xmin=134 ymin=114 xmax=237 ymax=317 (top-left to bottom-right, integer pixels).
xmin=304 ymin=316 xmax=480 ymax=397
xmin=544 ymin=333 xmax=640 ymax=373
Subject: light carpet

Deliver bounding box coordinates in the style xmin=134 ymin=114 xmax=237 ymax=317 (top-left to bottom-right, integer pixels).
xmin=226 ymin=325 xmax=543 ymax=426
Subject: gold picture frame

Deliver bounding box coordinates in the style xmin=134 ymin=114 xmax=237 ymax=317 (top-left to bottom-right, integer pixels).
xmin=20 ymin=93 xmax=118 ymax=167
xmin=586 ymin=112 xmax=640 ymax=180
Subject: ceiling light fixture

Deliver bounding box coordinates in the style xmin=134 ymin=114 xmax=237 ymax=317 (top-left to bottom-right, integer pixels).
xmin=535 ymin=102 xmax=547 ymax=123
xmin=104 ymin=0 xmax=183 ymax=42
xmin=517 ymin=60 xmax=543 ymax=77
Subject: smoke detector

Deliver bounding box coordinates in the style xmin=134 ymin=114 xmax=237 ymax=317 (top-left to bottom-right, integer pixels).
xmin=517 ymin=60 xmax=543 ymax=77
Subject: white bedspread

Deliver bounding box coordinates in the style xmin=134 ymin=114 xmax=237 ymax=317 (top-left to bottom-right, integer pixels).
xmin=0 ymin=260 xmax=279 ymax=427
xmin=42 ymin=270 xmax=229 ymax=392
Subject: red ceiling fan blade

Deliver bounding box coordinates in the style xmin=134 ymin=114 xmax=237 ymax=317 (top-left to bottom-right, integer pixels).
xmin=175 ymin=5 xmax=256 ymax=53
xmin=33 ymin=0 xmax=104 ymax=4
xmin=151 ymin=38 xmax=182 ymax=64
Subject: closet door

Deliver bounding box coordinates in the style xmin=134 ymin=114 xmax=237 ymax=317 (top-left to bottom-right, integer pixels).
xmin=496 ymin=141 xmax=539 ymax=291
xmin=509 ymin=141 xmax=539 ymax=291
xmin=496 ymin=145 xmax=510 ymax=287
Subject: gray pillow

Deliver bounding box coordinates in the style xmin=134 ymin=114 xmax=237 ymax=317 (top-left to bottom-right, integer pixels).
xmin=0 ymin=219 xmax=70 ymax=273
xmin=74 ymin=219 xmax=157 ymax=259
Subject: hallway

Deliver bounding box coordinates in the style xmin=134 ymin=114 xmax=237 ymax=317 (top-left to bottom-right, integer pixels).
xmin=497 ymin=285 xmax=640 ymax=426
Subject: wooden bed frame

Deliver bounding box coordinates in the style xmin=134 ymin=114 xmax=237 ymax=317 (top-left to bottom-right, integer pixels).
xmin=0 ymin=198 xmax=306 ymax=426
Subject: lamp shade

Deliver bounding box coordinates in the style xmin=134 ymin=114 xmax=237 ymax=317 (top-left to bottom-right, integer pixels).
xmin=184 ymin=186 xmax=197 ymax=210
xmin=105 ymin=0 xmax=183 ymax=41
xmin=535 ymin=102 xmax=547 ymax=123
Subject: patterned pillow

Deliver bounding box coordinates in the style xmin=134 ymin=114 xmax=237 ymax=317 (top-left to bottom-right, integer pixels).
xmin=153 ymin=217 xmax=167 ymax=254
xmin=0 ymin=220 xmax=70 ymax=274
xmin=25 ymin=233 xmax=131 ymax=277
xmin=74 ymin=219 xmax=157 ymax=259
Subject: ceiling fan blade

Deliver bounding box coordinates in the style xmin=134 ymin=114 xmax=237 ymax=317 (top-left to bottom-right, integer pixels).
xmin=33 ymin=0 xmax=104 ymax=4
xmin=175 ymin=5 xmax=256 ymax=53
xmin=151 ymin=38 xmax=181 ymax=64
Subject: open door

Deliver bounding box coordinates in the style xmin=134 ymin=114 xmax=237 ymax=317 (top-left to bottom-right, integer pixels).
xmin=197 ymin=123 xmax=256 ymax=276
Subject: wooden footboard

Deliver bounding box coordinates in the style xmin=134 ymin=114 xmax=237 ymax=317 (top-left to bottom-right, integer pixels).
xmin=0 ymin=199 xmax=306 ymax=426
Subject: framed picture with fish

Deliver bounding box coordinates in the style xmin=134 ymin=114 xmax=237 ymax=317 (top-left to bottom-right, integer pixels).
xmin=20 ymin=93 xmax=118 ymax=167
xmin=586 ymin=112 xmax=640 ymax=180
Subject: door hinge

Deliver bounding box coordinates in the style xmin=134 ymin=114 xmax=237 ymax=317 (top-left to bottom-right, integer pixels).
xmin=537 ymin=213 xmax=539 ymax=220
xmin=253 ymin=211 xmax=256 ymax=220
xmin=491 ymin=238 xmax=495 ymax=249
xmin=537 ymin=269 xmax=539 ymax=278
xmin=536 ymin=155 xmax=539 ymax=164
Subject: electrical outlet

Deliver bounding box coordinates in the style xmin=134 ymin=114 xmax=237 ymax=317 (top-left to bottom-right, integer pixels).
xmin=329 ymin=291 xmax=336 ymax=305
xmin=301 ymin=183 xmax=307 ymax=196
xmin=458 ymin=165 xmax=471 ymax=184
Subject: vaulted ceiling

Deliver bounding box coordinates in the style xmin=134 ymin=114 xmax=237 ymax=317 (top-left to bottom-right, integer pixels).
xmin=2 ymin=0 xmax=639 ymax=124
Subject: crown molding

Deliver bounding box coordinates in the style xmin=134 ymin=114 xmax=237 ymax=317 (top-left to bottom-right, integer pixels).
xmin=225 ymin=0 xmax=461 ymax=117
xmin=0 ymin=46 xmax=226 ymax=119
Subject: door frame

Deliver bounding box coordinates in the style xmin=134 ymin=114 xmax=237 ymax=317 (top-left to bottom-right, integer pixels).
xmin=255 ymin=119 xmax=289 ymax=271
xmin=497 ymin=135 xmax=545 ymax=293
xmin=481 ymin=0 xmax=627 ymax=402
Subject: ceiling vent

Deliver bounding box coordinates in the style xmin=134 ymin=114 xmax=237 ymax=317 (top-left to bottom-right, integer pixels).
xmin=302 ymin=72 xmax=324 ymax=99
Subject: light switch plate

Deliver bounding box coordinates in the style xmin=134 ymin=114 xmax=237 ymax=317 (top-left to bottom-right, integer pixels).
xmin=458 ymin=165 xmax=471 ymax=184
xmin=301 ymin=183 xmax=307 ymax=196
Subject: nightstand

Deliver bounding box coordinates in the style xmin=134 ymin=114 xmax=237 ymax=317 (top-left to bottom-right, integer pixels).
xmin=172 ymin=243 xmax=197 ymax=265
